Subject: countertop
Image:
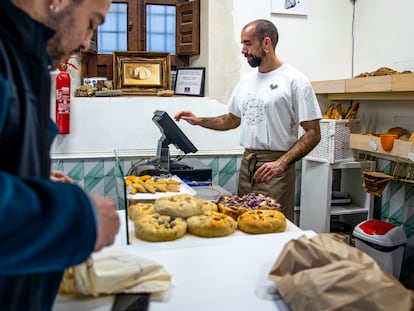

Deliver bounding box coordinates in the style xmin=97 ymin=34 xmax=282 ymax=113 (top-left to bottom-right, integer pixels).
xmin=54 ymin=210 xmax=314 ymax=311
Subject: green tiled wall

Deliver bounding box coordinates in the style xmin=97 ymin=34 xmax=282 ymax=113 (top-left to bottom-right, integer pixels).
xmin=53 ymin=155 xmax=300 ymax=205
xmin=52 ymin=156 xmax=241 ymax=201
xmin=375 ymin=158 xmax=414 ymax=288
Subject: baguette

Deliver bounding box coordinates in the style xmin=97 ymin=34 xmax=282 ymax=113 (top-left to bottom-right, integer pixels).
xmin=344 ymin=102 xmax=359 ymax=119
xmin=322 ymin=103 xmax=334 ymax=119
xmin=332 ymin=104 xmax=342 ymax=120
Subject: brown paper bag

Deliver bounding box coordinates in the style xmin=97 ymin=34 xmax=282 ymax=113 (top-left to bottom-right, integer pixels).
xmin=268 ymin=234 xmax=414 ymax=311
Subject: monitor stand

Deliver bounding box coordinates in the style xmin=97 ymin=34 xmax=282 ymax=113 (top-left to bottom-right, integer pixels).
xmin=152 ymin=146 xmax=193 ymax=172
xmin=169 ymin=160 xmax=192 ymax=170
xmin=158 ymin=146 xmax=170 ymax=171
xmin=169 ymin=158 xmax=212 ymax=182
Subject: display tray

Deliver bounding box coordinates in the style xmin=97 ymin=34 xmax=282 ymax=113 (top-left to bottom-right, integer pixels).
xmin=193 ymin=187 xmax=223 ymax=200
xmin=127 ymin=175 xmax=196 ymax=201
xmin=124 ymin=215 xmax=301 ymax=250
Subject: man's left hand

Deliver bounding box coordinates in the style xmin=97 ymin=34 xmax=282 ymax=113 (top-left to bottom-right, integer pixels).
xmin=254 ymin=161 xmax=285 ymax=183
xmin=50 ymin=170 xmax=74 ymax=183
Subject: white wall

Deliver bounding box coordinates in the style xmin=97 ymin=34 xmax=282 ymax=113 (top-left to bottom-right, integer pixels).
xmin=354 ymin=0 xmax=414 ymax=74
xmin=193 ymin=0 xmax=356 ymax=102
xmin=194 ymin=0 xmax=414 ymax=99
xmin=233 ymin=0 xmax=355 ymax=80
xmin=51 ymin=97 xmax=242 ymax=158
xmin=191 ymin=0 xmax=240 ymax=104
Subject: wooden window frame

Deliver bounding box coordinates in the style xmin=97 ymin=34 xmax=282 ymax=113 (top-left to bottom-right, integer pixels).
xmin=81 ymin=0 xmax=199 ymax=82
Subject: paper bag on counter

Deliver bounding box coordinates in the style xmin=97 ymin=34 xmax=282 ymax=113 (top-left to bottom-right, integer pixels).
xmin=268 ymin=234 xmax=414 ymax=311
xmin=59 ymin=249 xmax=171 ymax=299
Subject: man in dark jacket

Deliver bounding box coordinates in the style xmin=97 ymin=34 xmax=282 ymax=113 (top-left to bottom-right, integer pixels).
xmin=0 ymin=0 xmax=118 ymax=310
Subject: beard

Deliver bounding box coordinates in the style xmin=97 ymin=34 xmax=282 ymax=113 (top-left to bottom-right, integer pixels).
xmin=245 ymin=54 xmax=262 ymax=68
xmin=47 ymin=4 xmax=78 ymax=69
xmin=47 ymin=36 xmax=68 ymax=70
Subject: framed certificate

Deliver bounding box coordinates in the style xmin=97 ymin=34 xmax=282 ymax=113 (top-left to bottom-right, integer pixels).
xmin=174 ymin=67 xmax=205 ymax=96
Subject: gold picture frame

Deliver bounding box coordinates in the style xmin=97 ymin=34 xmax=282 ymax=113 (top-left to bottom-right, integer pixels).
xmin=113 ymin=51 xmax=171 ymax=95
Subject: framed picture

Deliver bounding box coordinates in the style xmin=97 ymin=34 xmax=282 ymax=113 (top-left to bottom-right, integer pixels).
xmin=113 ymin=52 xmax=171 ymax=95
xmin=174 ymin=67 xmax=205 ymax=97
xmin=271 ymin=0 xmax=308 ymax=16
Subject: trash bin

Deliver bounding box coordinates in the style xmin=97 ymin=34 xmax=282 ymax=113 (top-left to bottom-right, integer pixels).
xmin=353 ymin=219 xmax=407 ymax=279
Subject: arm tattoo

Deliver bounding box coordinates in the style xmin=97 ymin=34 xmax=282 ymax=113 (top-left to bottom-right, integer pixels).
xmin=198 ymin=114 xmax=240 ymax=131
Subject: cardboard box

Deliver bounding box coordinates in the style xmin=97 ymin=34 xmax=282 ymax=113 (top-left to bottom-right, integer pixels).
xmin=350 ymin=133 xmax=414 ymax=161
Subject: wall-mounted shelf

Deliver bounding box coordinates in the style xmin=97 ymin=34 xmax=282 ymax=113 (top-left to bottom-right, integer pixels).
xmin=350 ymin=134 xmax=414 ymax=162
xmin=311 ymin=73 xmax=414 ymax=100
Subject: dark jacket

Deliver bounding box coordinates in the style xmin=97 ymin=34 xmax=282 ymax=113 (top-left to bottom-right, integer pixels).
xmin=0 ymin=2 xmax=97 ymax=310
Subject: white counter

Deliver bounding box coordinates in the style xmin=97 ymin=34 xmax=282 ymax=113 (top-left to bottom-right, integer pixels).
xmin=50 ymin=97 xmax=243 ymax=159
xmin=54 ymin=211 xmax=315 ymax=311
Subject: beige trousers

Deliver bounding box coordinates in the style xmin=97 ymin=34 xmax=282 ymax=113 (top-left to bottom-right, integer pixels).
xmin=238 ymin=149 xmax=296 ymax=222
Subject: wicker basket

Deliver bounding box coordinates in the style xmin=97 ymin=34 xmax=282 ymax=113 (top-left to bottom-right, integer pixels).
xmin=300 ymin=119 xmax=360 ymax=163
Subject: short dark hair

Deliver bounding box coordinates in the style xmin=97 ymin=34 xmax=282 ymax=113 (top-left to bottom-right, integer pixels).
xmin=248 ymin=19 xmax=279 ymax=49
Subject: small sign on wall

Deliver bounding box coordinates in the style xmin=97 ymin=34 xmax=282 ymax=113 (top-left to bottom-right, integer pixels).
xmin=174 ymin=67 xmax=205 ymax=97
xmin=271 ymin=0 xmax=308 ymax=16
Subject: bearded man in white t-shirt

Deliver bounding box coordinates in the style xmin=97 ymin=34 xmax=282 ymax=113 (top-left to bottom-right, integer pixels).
xmin=174 ymin=19 xmax=322 ymax=222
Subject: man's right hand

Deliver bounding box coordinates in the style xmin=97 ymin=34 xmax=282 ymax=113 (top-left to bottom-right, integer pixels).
xmin=174 ymin=110 xmax=199 ymax=125
xmin=91 ymin=195 xmax=120 ymax=252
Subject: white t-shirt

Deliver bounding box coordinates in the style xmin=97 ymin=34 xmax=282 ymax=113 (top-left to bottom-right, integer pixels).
xmin=228 ymin=63 xmax=321 ymax=151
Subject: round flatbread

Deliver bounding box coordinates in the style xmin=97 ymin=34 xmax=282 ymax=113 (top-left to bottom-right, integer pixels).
xmin=134 ymin=213 xmax=187 ymax=242
xmin=216 ymin=202 xmax=247 ymax=221
xmin=216 ymin=193 xmax=281 ymax=220
xmin=237 ymin=209 xmax=286 ymax=234
xmin=128 ymin=202 xmax=156 ymax=221
xmin=186 ymin=212 xmax=236 ymax=238
xmin=155 ymin=194 xmax=205 ymax=218
xmin=199 ymin=200 xmax=218 ymax=215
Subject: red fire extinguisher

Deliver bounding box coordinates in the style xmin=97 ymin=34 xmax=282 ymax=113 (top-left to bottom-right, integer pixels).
xmin=55 ymin=63 xmax=71 ymax=134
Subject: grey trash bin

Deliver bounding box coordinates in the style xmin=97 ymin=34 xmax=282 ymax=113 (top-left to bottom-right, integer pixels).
xmin=353 ymin=219 xmax=406 ymax=279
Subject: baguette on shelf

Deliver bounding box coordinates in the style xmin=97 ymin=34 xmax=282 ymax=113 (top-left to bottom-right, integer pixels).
xmin=322 ymin=102 xmax=359 ymax=120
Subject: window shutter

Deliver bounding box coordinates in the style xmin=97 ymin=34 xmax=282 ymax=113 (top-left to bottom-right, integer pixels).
xmin=81 ymin=30 xmax=98 ymax=79
xmin=176 ymin=0 xmax=200 ymax=55
xmin=89 ymin=34 xmax=98 ymax=53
